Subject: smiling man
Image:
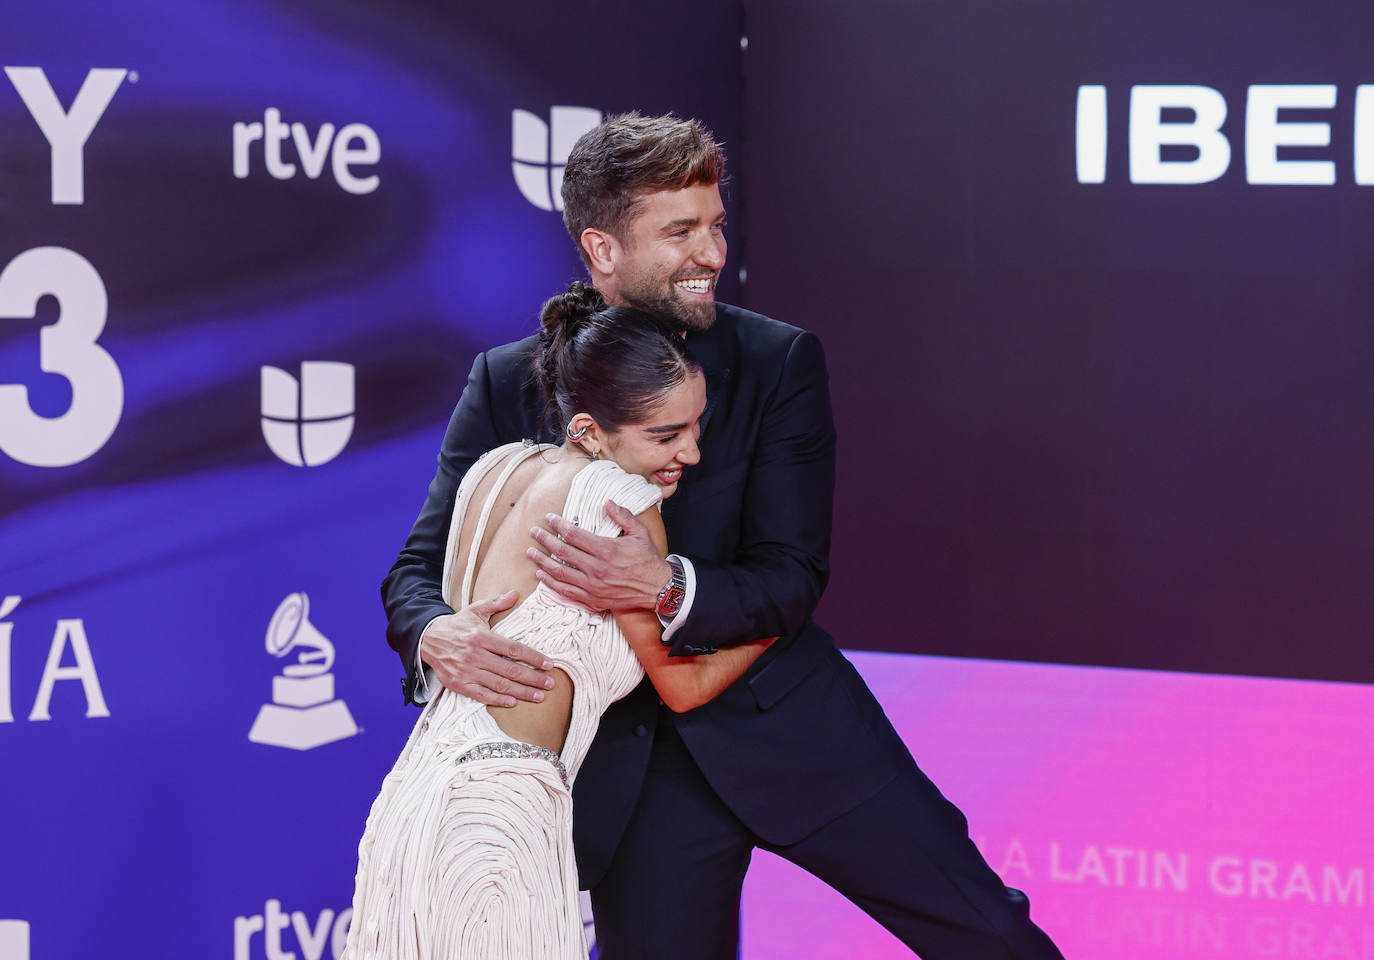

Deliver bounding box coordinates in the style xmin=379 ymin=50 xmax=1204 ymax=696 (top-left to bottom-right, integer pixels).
xmin=381 ymin=113 xmax=1064 ymax=959
xmin=577 ymin=182 xmax=726 ymax=332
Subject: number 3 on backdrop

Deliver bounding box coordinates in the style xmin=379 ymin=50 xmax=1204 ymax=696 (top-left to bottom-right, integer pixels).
xmin=0 ymin=247 xmax=122 ymax=468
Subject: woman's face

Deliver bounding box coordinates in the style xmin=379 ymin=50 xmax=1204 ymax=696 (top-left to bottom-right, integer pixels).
xmin=603 ymin=371 xmax=706 ymax=499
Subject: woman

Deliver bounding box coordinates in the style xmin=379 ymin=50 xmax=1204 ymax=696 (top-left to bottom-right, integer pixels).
xmin=345 ymin=283 xmax=774 ymax=960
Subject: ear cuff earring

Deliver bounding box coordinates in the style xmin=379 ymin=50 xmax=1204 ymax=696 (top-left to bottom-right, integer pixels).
xmin=567 ymin=422 xmax=599 ymax=459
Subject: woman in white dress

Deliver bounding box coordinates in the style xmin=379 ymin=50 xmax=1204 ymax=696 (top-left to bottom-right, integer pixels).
xmin=345 ymin=283 xmax=774 ymax=960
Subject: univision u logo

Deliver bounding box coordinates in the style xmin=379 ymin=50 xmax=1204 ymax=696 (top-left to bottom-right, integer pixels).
xmin=260 ymin=362 xmax=354 ymax=467
xmin=511 ymin=106 xmax=602 ymax=211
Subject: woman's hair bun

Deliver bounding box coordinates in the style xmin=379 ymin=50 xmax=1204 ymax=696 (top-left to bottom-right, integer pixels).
xmin=532 ymin=281 xmax=697 ymax=442
xmin=539 ymin=280 xmax=606 ymax=338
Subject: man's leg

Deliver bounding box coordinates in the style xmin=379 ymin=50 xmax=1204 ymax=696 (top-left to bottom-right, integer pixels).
xmin=763 ymin=761 xmax=1064 ymax=960
xmin=589 ymin=725 xmax=754 ymax=960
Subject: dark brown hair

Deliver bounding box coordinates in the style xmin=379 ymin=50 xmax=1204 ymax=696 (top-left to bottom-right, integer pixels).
xmin=561 ymin=112 xmax=727 ymax=265
xmin=535 ymin=281 xmax=698 ymax=434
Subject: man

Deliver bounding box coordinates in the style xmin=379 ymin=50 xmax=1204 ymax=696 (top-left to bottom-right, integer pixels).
xmin=382 ymin=113 xmax=1063 ymax=959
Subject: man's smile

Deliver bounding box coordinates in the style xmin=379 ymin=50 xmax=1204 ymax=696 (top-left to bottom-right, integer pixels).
xmin=674 ymin=276 xmax=715 ymax=297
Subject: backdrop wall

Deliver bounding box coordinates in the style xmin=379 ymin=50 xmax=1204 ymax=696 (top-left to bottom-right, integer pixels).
xmin=738 ymin=3 xmax=1374 ymax=956
xmin=3 ymin=2 xmax=1370 ymax=958
xmin=0 ymin=3 xmax=740 ymax=956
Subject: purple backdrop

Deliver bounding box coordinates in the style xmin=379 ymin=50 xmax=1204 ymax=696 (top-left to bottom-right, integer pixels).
xmin=3 ymin=1 xmax=1371 ymax=958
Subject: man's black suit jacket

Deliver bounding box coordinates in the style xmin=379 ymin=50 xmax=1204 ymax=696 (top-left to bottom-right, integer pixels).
xmin=382 ymin=303 xmax=907 ymax=888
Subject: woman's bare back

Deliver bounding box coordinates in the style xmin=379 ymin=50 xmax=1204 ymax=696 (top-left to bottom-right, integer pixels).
xmin=448 ymin=448 xmax=590 ymax=753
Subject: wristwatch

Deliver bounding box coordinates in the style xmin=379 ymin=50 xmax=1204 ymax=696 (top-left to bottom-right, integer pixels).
xmin=655 ymin=555 xmax=687 ymax=631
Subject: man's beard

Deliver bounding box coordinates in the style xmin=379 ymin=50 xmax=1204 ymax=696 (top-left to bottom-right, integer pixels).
xmin=622 ymin=285 xmax=717 ymax=333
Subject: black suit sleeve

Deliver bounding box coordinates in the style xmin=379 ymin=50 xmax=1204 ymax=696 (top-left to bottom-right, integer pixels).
xmin=381 ymin=350 xmax=504 ymax=699
xmin=668 ymin=330 xmax=836 ymax=656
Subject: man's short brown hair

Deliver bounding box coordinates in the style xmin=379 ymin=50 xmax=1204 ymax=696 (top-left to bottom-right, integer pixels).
xmin=561 ymin=112 xmax=727 ymax=264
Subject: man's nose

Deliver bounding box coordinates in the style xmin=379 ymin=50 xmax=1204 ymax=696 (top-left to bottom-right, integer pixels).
xmin=694 ymin=234 xmax=726 ymax=269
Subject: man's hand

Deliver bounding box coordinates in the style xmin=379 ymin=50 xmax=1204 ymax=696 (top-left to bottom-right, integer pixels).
xmin=528 ymin=500 xmax=671 ymax=611
xmin=420 ymin=590 xmax=555 ymax=707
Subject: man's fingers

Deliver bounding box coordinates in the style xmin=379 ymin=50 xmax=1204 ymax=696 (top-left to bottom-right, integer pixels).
xmin=441 ymin=663 xmax=551 ymax=707
xmin=527 ymin=525 xmax=563 ymax=557
xmin=528 ymin=545 xmax=588 ymax=583
xmin=477 ymin=668 xmax=551 ymax=703
xmin=603 ymin=499 xmax=643 ymax=535
xmin=545 ymin=514 xmax=600 ymax=552
xmin=492 ymin=663 xmax=555 ymax=693
xmin=469 ymin=642 xmax=553 ymax=684
xmin=601 ymin=499 xmax=648 ymax=538
xmin=529 ymin=524 xmax=593 ymax=566
xmin=425 ymin=593 xmax=557 ymax=708
xmin=469 ymin=589 xmax=519 ymax=620
xmin=535 ymin=568 xmax=592 ymax=606
xmin=466 ymin=638 xmax=554 ymax=686
xmin=457 ymin=681 xmax=517 ymax=709
xmin=500 ymin=638 xmax=556 ymax=674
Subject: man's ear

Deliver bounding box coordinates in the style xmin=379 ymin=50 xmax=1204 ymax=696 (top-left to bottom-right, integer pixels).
xmin=580 ymin=228 xmax=618 ymax=281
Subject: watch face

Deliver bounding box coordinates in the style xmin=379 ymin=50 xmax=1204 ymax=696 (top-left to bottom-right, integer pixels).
xmin=657 ymin=586 xmax=686 ymax=616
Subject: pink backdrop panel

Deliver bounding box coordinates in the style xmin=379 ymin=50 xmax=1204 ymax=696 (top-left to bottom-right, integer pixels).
xmin=741 ymin=653 xmax=1374 ymax=959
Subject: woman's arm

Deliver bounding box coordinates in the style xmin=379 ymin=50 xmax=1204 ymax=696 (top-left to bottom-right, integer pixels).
xmin=614 ymin=507 xmax=775 ymax=713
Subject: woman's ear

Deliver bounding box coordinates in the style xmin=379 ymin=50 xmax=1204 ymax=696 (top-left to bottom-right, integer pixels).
xmin=571 ymin=412 xmax=610 ymax=458
xmin=584 ymin=419 xmax=613 ymax=459
xmin=567 ymin=412 xmax=608 ymax=458
xmin=566 ymin=412 xmax=595 ymax=441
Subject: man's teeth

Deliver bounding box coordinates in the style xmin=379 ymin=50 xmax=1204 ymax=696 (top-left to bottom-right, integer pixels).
xmin=675 ymin=278 xmax=712 ymax=294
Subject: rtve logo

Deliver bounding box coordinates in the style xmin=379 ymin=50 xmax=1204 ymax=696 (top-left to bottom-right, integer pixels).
xmin=1 ymin=67 xmax=126 ymax=468
xmin=233 ymin=108 xmax=380 ymax=194
xmin=233 ymin=898 xmax=351 ymax=960
xmin=512 ymin=106 xmax=601 ymax=211
xmin=260 ymin=362 xmax=354 ymax=467
xmin=1076 ymin=84 xmax=1374 ymax=185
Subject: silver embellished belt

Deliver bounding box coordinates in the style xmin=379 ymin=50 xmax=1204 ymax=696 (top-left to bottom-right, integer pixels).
xmin=456 ymin=740 xmax=569 ymax=789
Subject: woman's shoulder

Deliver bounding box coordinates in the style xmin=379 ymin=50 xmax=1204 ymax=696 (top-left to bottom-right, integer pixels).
xmin=568 ymin=460 xmax=662 ymax=526
xmin=582 ymin=458 xmax=661 ymax=498
xmin=459 ymin=441 xmax=554 ymax=502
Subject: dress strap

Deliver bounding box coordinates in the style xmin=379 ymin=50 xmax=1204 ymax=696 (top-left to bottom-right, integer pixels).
xmin=440 ymin=442 xmax=552 ymax=608
xmin=459 ymin=443 xmax=549 ymax=608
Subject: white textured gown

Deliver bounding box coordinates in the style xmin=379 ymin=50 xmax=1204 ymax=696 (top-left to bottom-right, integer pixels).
xmin=346 ymin=443 xmax=661 ymax=960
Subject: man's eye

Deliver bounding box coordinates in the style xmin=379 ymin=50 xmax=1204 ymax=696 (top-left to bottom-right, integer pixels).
xmin=657 ymin=435 xmax=678 ymax=444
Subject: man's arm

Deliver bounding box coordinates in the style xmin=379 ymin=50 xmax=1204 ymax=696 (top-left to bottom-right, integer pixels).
xmin=665 ymin=330 xmax=834 ymax=654
xmin=381 ymin=348 xmax=553 ymax=706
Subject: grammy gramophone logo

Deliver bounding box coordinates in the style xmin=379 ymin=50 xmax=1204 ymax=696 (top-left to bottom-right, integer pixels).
xmin=248 ymin=592 xmax=358 ymax=750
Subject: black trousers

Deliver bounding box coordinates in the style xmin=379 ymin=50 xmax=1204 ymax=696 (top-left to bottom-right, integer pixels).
xmin=589 ymin=724 xmax=1064 ymax=960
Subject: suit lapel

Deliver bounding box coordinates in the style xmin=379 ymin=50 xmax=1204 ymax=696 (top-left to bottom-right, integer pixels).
xmin=686 ymin=308 xmax=734 ymax=442
xmin=662 ymin=308 xmax=736 ymax=532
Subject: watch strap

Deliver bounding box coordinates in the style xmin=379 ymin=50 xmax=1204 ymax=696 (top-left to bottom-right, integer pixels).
xmin=655 ymin=555 xmax=688 ymax=633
